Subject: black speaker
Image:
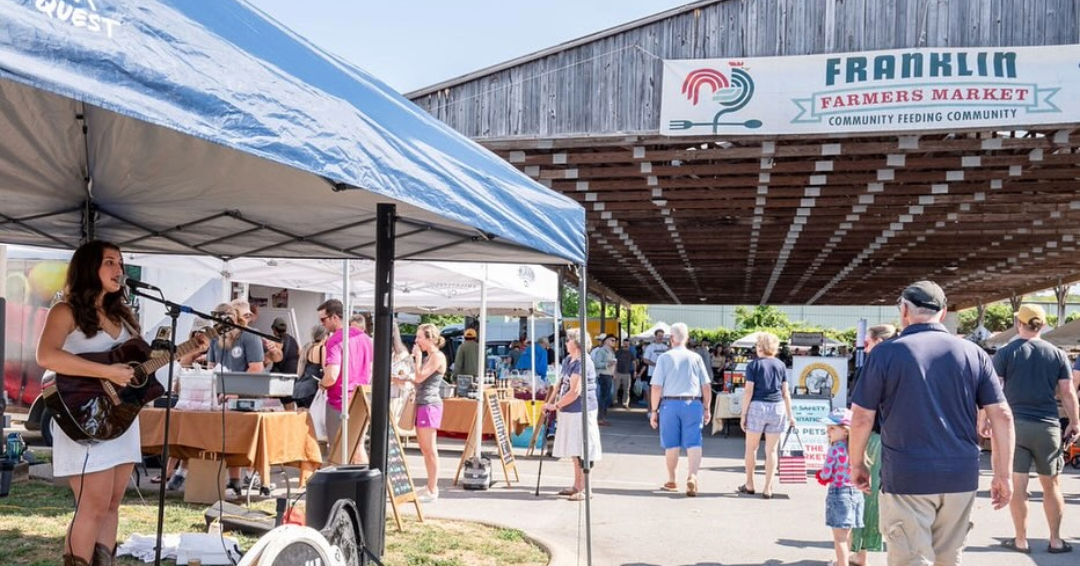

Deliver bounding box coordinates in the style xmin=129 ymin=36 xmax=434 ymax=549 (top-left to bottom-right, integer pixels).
xmin=305 ymin=465 xmax=383 ymax=559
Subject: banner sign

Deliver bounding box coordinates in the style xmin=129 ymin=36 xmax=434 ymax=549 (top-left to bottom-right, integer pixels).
xmin=789 ymin=332 xmax=824 ymax=348
xmin=789 ymin=396 xmax=833 ymax=470
xmin=660 ymin=45 xmax=1073 ymax=136
xmin=791 ymin=356 xmax=848 ymax=408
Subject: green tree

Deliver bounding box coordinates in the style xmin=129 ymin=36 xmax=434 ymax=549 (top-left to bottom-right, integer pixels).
xmin=559 ymin=288 xmax=650 ymax=335
xmin=957 ymin=309 xmax=978 ymax=334
xmin=983 ymin=303 xmax=1015 ymax=332
xmin=1066 ymin=310 xmax=1080 ymax=324
xmin=956 ymin=303 xmax=1015 ymax=334
xmin=733 ymin=305 xmax=792 ymax=331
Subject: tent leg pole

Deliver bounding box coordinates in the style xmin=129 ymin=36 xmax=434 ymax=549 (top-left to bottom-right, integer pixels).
xmin=370 ymin=203 xmax=396 ymax=556
xmin=577 ymin=264 xmax=593 ymax=566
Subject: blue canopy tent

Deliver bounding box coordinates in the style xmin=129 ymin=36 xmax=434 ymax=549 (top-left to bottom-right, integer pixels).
xmin=0 ymin=1 xmax=589 ymax=563
xmin=0 ymin=0 xmax=585 ymax=264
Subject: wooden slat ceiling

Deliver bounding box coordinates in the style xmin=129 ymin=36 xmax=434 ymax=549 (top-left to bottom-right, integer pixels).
xmin=485 ymin=128 xmax=1080 ymax=309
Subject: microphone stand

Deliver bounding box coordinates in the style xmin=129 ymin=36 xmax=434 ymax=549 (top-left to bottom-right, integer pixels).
xmin=127 ymin=288 xmax=279 ymax=566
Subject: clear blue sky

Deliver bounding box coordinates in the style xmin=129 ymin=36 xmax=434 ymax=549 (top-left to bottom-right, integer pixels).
xmin=247 ymin=0 xmax=692 ymax=93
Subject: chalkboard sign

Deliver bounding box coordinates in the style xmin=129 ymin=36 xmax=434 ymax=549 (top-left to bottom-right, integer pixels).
xmin=453 ymin=392 xmax=520 ymax=487
xmin=485 ymin=390 xmax=515 ymax=469
xmin=386 ymin=418 xmax=423 ymax=531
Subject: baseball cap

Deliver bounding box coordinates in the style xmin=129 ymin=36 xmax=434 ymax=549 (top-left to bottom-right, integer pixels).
xmin=901 ymin=280 xmax=946 ymax=311
xmin=819 ymin=408 xmax=853 ymax=427
xmin=1017 ymin=304 xmax=1046 ymax=325
xmin=464 ymin=328 xmax=477 ymax=339
xmin=271 ymin=317 xmax=287 ymax=330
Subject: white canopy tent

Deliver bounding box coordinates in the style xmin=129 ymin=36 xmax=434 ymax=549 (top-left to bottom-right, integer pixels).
xmin=633 ymin=322 xmax=671 ymax=341
xmin=732 ymin=331 xmax=772 ymax=349
xmin=123 ymin=253 xmax=557 ymax=315
xmin=1040 ymin=318 xmax=1080 ymax=348
xmin=985 ymin=327 xmax=1021 ymax=348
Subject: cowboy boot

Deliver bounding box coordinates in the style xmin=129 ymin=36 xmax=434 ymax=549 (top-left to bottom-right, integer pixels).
xmin=62 ymin=554 xmax=91 ymax=566
xmin=91 ymin=543 xmax=115 ymax=566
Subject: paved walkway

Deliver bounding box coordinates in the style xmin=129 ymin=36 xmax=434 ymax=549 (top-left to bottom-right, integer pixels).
xmin=410 ymin=407 xmax=1080 ymax=566
xmin=16 ymin=408 xmax=1080 ymax=566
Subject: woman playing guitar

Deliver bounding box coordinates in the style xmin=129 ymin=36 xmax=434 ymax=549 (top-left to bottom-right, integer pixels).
xmin=36 ymin=241 xmax=205 ymax=566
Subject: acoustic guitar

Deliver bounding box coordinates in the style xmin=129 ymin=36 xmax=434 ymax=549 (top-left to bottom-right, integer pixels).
xmin=43 ymin=326 xmax=217 ymax=442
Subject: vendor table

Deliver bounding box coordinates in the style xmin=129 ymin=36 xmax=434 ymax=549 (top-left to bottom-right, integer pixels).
xmin=139 ymin=408 xmax=323 ymax=486
xmin=711 ymin=392 xmax=743 ymax=437
xmin=438 ymin=397 xmax=531 ymax=436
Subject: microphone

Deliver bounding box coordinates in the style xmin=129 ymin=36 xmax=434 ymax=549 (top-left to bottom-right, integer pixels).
xmin=122 ymin=274 xmax=162 ymax=293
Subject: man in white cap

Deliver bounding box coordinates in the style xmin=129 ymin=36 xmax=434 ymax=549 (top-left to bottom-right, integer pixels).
xmin=992 ymin=303 xmax=1078 ymax=554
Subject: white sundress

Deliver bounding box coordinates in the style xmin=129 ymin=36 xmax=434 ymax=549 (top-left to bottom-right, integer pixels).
xmin=50 ymin=325 xmax=164 ymax=477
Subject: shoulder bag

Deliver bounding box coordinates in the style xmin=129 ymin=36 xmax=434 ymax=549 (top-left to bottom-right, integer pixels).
xmin=778 ymin=425 xmax=807 ymax=484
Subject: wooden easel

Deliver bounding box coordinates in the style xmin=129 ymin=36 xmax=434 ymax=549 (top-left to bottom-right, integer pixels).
xmin=385 ymin=417 xmax=423 ymax=531
xmin=328 ymin=386 xmax=371 ymax=466
xmin=526 ymin=388 xmax=557 ymax=457
xmin=453 ymin=390 xmax=520 ymax=487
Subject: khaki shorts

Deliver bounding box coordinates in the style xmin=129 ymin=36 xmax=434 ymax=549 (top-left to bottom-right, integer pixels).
xmin=879 ymin=491 xmax=975 ymax=566
xmin=1013 ymin=418 xmax=1063 ymax=476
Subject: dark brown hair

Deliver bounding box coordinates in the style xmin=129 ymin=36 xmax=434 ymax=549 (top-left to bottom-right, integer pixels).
xmin=64 ymin=240 xmax=140 ymax=338
xmin=317 ymin=298 xmax=343 ymax=318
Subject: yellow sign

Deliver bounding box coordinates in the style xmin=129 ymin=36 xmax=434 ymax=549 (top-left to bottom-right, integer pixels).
xmin=798 ymin=362 xmax=841 ymax=397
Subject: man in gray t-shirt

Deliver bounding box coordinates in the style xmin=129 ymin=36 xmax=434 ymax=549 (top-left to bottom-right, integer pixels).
xmin=991 ymin=304 xmax=1079 ymax=553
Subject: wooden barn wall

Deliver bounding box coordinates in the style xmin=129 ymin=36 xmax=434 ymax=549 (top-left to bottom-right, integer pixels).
xmin=409 ymin=0 xmax=1080 ymax=139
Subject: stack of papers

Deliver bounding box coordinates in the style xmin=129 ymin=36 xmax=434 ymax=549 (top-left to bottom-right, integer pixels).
xmin=118 ymin=533 xmax=241 ymax=565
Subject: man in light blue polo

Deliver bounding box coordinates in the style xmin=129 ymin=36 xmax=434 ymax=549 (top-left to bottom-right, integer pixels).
xmin=649 ymin=322 xmax=712 ymax=497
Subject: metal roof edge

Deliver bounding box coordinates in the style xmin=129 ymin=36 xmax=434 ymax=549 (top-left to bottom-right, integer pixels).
xmin=405 ymin=0 xmax=726 ymax=98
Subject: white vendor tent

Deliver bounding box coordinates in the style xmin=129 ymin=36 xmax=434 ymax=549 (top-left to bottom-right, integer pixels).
xmin=732 ymin=331 xmax=772 ymax=349
xmin=985 ymin=327 xmax=1020 ymax=348
xmin=1040 ymin=319 xmax=1080 ymax=348
xmin=633 ymin=322 xmax=671 ymax=341
xmin=124 ymin=253 xmax=557 ymax=315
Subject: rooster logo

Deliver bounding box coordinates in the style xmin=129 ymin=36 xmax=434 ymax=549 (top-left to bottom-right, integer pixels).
xmin=669 ymin=64 xmax=761 ymax=132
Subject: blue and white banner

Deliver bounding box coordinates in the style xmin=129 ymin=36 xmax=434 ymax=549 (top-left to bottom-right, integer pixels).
xmin=660 ymin=45 xmax=1076 ymax=136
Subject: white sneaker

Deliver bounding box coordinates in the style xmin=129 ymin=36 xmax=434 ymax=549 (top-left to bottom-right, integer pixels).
xmin=416 ymin=488 xmax=439 ymax=503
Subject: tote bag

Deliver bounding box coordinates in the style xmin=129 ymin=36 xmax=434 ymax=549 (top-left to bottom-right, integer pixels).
xmin=778 ymin=426 xmax=807 ymax=484
xmin=397 ymin=390 xmax=417 ymax=431
xmin=310 ymin=389 xmax=328 ymax=442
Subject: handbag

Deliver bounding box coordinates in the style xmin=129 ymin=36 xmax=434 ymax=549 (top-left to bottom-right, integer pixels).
xmin=778 ymin=426 xmax=808 ymax=484
xmin=398 ymin=390 xmax=417 ymax=430
xmin=292 ymin=365 xmax=322 ymax=407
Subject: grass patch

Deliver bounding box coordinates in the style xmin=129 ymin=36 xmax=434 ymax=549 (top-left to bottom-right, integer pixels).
xmin=0 ymin=480 xmax=547 ymax=566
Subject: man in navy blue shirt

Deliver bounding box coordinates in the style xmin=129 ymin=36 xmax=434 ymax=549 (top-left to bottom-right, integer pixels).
xmin=850 ymin=281 xmax=1014 ymax=566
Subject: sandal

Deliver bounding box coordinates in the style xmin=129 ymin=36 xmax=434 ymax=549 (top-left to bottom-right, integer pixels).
xmin=686 ymin=477 xmax=698 ymax=497
xmin=737 ymin=484 xmax=755 ymax=495
xmin=557 ymin=488 xmax=579 ymax=496
xmin=149 ymin=475 xmax=164 ymax=484
xmin=1000 ymin=538 xmax=1031 ymax=554
xmin=660 ymin=481 xmax=679 ymax=492
xmin=568 ymin=491 xmax=591 ymax=501
xmin=1048 ymin=541 xmax=1073 ymax=554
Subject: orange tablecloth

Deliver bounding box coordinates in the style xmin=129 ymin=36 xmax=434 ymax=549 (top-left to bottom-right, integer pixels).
xmin=438 ymin=398 xmax=530 ymax=436
xmin=139 ymin=408 xmax=323 ymax=485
